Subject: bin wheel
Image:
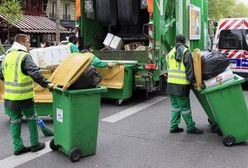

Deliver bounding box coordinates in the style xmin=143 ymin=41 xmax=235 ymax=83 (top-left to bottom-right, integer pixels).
xmin=223 ymin=135 xmax=235 ymax=147
xmin=116 ymin=99 xmax=123 ymax=106
xmin=49 ymin=139 xmax=59 ymax=151
xmin=69 ymin=147 xmax=81 ymax=162
xmin=210 ymin=124 xmax=218 ymax=133
xmin=208 ymin=118 xmax=213 ymax=125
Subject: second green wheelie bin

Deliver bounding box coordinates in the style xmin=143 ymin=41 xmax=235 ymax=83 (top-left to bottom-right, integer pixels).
xmin=201 ymin=75 xmax=248 ymax=146
xmin=49 ymin=86 xmax=107 ymax=162
xmin=101 ymin=64 xmax=134 ymax=105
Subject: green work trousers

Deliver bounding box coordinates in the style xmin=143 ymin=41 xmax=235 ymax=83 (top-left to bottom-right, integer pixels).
xmin=169 ymin=95 xmax=195 ymax=131
xmin=5 ymin=106 xmax=39 ymax=152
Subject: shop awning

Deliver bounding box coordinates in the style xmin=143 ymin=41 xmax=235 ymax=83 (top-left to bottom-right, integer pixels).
xmin=0 ymin=14 xmax=69 ymax=33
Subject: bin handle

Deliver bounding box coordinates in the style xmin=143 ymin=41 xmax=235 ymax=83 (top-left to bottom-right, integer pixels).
xmin=54 ymin=86 xmax=68 ymax=96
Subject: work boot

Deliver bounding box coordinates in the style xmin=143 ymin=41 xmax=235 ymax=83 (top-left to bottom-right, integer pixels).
xmin=14 ymin=146 xmax=31 ymax=155
xmin=31 ymin=143 xmax=45 ymax=152
xmin=187 ymin=127 xmax=203 ymax=134
xmin=170 ymin=127 xmax=184 ymax=133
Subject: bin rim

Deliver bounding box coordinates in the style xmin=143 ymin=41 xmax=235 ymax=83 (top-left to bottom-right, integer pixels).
xmin=201 ymin=74 xmax=245 ymax=94
xmin=54 ymin=86 xmax=107 ymax=95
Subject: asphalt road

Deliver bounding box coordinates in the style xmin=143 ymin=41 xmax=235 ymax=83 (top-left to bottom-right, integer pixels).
xmin=0 ymin=89 xmax=248 ymax=168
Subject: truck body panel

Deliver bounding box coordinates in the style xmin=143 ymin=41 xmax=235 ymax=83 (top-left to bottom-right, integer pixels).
xmin=77 ymin=0 xmax=209 ymax=100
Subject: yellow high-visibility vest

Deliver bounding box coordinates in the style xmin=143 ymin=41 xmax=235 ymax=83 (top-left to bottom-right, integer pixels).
xmin=166 ymin=47 xmax=190 ymax=85
xmin=2 ymin=51 xmax=33 ymax=100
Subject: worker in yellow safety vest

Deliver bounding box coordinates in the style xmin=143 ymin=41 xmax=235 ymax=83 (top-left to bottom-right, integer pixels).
xmin=0 ymin=34 xmax=54 ymax=155
xmin=166 ymin=34 xmax=203 ymax=134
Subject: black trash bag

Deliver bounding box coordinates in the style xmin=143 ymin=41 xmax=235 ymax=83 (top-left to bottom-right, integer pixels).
xmin=69 ymin=65 xmax=102 ymax=89
xmin=201 ymin=51 xmax=230 ymax=80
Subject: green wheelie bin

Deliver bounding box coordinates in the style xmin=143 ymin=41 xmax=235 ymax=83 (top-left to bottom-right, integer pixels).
xmin=101 ymin=64 xmax=134 ymax=105
xmin=201 ymin=75 xmax=248 ymax=146
xmin=49 ymin=86 xmax=107 ymax=162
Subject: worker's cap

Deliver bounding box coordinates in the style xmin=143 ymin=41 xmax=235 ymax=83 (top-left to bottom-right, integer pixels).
xmin=176 ymin=34 xmax=185 ymax=44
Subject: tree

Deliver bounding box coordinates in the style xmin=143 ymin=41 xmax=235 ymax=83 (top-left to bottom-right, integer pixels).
xmin=229 ymin=2 xmax=248 ymax=18
xmin=0 ymin=0 xmax=22 ymax=53
xmin=208 ymin=0 xmax=248 ymax=20
xmin=0 ymin=0 xmax=22 ymax=19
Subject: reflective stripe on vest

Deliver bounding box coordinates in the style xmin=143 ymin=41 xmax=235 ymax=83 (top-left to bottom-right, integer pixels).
xmin=3 ymin=51 xmax=33 ymax=100
xmin=166 ymin=47 xmax=190 ymax=85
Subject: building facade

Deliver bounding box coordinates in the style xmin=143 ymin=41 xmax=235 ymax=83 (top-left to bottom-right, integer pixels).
xmin=0 ymin=0 xmax=76 ymax=47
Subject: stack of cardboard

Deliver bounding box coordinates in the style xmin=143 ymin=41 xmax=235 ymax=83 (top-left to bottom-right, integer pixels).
xmin=124 ymin=42 xmax=145 ymax=51
xmin=30 ymin=45 xmax=70 ymax=68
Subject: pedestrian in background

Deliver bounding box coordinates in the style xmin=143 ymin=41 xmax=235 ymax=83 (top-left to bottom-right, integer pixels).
xmin=166 ymin=34 xmax=203 ymax=134
xmin=0 ymin=34 xmax=54 ymax=155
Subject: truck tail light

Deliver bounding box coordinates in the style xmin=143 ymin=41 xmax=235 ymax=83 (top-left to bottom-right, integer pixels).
xmin=144 ymin=64 xmax=156 ymax=70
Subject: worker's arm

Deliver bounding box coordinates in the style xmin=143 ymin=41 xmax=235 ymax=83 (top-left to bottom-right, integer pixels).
xmin=184 ymin=51 xmax=196 ymax=84
xmin=70 ymin=43 xmax=80 ymax=53
xmin=0 ymin=62 xmax=4 ymax=81
xmin=21 ymin=54 xmax=50 ymax=88
xmin=92 ymin=55 xmax=108 ymax=68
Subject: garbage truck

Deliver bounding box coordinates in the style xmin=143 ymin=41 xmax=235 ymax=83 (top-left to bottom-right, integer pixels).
xmin=77 ymin=0 xmax=209 ymax=104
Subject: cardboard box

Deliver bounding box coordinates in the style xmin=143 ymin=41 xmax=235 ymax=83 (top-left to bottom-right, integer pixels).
xmin=103 ymin=33 xmax=114 ymax=49
xmin=30 ymin=45 xmax=71 ymax=68
xmin=203 ymin=68 xmax=235 ymax=88
xmin=110 ymin=35 xmax=123 ymax=50
xmin=30 ymin=48 xmax=44 ymax=67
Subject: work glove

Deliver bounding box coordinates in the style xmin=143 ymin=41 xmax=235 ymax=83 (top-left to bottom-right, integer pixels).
xmin=47 ymin=83 xmax=55 ymax=92
xmin=108 ymin=62 xmax=117 ymax=68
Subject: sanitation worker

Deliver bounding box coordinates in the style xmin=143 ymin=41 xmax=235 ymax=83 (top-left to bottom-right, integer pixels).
xmin=166 ymin=34 xmax=203 ymax=134
xmin=0 ymin=34 xmax=54 ymax=155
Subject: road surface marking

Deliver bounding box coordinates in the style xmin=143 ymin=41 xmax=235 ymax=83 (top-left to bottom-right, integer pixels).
xmin=0 ymin=141 xmax=51 ymax=168
xmin=102 ymin=96 xmax=167 ymax=123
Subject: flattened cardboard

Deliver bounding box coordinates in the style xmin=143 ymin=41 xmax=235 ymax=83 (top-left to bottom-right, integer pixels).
xmin=96 ymin=64 xmax=124 ymax=89
xmin=34 ymin=69 xmax=53 ymax=103
xmin=193 ymin=48 xmax=202 ymax=90
xmin=49 ymin=52 xmax=93 ymax=90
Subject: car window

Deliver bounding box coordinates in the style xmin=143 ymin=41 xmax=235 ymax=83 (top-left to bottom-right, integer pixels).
xmin=219 ymin=29 xmax=248 ymax=50
xmin=219 ymin=29 xmax=243 ymax=50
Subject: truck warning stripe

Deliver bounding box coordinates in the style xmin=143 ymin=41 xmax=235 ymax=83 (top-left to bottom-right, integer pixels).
xmin=223 ymin=19 xmax=239 ymax=30
xmin=228 ymin=50 xmax=239 ymax=59
xmin=219 ymin=20 xmax=229 ymax=30
xmin=234 ymin=20 xmax=244 ymax=29
xmin=244 ymin=20 xmax=248 ymax=28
